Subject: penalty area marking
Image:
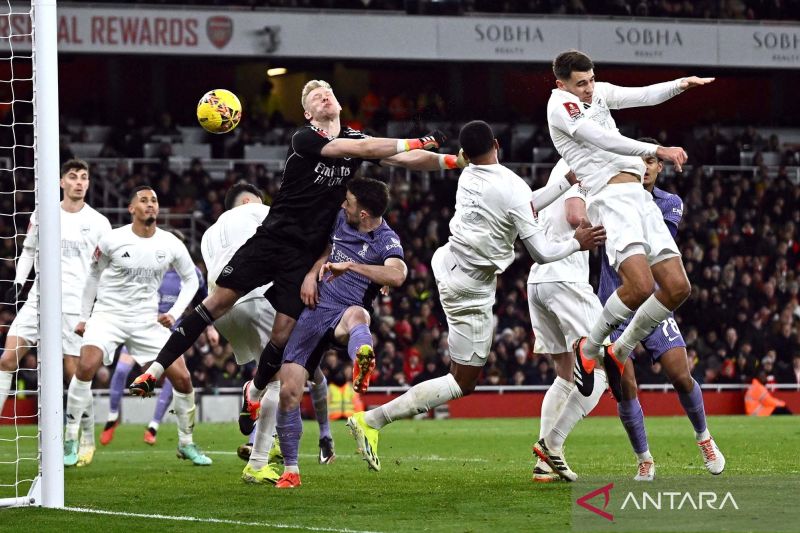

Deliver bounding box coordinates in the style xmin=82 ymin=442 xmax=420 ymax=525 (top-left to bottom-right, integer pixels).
xmin=64 ymin=506 xmax=382 ymax=533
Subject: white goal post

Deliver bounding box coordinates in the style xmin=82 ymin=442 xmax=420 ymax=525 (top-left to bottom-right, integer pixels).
xmin=0 ymin=0 xmax=62 ymax=509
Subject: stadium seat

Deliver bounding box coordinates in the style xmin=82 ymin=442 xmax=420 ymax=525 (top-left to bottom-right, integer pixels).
xmin=533 ymin=147 xmax=554 ymax=162
xmin=244 ymin=144 xmax=288 ymax=160
xmin=172 ymin=143 xmax=211 ymax=159
xmin=70 ymin=142 xmax=104 ymax=158
xmin=178 ymin=126 xmax=208 ymax=144
xmin=82 ymin=125 xmax=112 ymax=143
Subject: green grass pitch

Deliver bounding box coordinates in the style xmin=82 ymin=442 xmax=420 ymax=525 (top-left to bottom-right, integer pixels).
xmin=1 ymin=415 xmax=798 ymax=532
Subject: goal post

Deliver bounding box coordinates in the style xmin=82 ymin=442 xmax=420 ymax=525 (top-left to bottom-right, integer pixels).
xmin=0 ymin=0 xmax=62 ymax=509
xmin=34 ymin=0 xmax=63 ymax=509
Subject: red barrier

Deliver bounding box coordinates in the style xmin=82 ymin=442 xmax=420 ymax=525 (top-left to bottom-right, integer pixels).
xmin=0 ymin=397 xmax=37 ymax=424
xmin=360 ymin=390 xmax=800 ymax=418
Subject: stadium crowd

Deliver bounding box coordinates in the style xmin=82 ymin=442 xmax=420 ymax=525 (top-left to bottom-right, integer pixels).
xmin=2 ymin=93 xmax=800 ymax=396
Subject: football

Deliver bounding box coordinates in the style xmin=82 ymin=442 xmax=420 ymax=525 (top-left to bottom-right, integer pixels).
xmin=196 ymin=89 xmax=242 ymax=134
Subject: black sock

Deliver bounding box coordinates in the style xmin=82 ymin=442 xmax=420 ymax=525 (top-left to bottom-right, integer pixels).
xmin=155 ymin=303 xmax=214 ymax=369
xmin=253 ymin=341 xmax=284 ymax=390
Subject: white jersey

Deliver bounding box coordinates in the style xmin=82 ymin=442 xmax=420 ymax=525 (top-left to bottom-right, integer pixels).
xmin=15 ymin=204 xmax=111 ymax=314
xmin=547 ymin=80 xmax=681 ymax=194
xmin=82 ymin=225 xmax=198 ymax=321
xmin=448 ymin=163 xmax=540 ymax=274
xmin=528 ymin=160 xmax=589 ymax=284
xmin=201 ymin=202 xmax=271 ymax=302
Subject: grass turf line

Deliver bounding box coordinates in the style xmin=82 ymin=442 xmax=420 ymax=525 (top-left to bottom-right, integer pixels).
xmin=0 ymin=415 xmax=796 ymax=532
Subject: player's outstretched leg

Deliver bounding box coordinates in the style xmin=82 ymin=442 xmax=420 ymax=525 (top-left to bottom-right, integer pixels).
xmin=349 ymin=371 xmax=466 ymax=472
xmin=242 ymin=381 xmax=281 ymax=484
xmin=346 ymin=411 xmax=381 ymax=472
xmin=145 ymin=378 xmax=173 ymax=445
xmin=310 ymin=368 xmax=335 ymax=464
xmin=102 ymin=354 xmax=133 ymax=445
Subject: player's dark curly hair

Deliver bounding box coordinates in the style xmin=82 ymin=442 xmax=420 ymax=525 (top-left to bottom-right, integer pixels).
xmin=224 ymin=181 xmax=264 ymax=211
xmin=553 ymin=50 xmax=594 ymax=81
xmin=638 ymin=137 xmax=663 ymax=160
xmin=347 ymin=177 xmax=389 ymax=218
xmin=459 ymin=120 xmax=495 ymax=160
xmin=60 ymin=158 xmax=88 ymax=177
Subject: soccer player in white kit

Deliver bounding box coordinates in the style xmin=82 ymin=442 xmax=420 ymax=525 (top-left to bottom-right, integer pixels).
xmin=546 ymin=50 xmax=713 ymax=401
xmin=0 ymin=159 xmax=111 ymax=466
xmin=528 ymin=159 xmax=607 ymax=482
xmin=64 ymin=186 xmax=211 ymax=467
xmin=346 ymin=121 xmax=606 ymax=472
xmin=199 ymin=182 xmax=335 ymax=483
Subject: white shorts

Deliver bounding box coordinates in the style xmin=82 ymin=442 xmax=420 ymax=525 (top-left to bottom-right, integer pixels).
xmin=587 ymin=183 xmax=679 ymax=270
xmin=431 ymin=245 xmax=496 ymax=367
xmin=214 ymin=296 xmax=275 ymax=365
xmin=527 ymin=282 xmax=602 ymax=354
xmin=81 ymin=312 xmax=171 ymax=366
xmin=7 ymin=300 xmax=82 ymax=356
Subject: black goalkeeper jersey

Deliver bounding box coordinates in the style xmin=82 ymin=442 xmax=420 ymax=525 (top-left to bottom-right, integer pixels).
xmin=260 ymin=124 xmax=371 ymax=257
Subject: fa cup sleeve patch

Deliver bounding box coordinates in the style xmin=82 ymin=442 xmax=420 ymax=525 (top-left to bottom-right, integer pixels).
xmin=563 ymin=101 xmax=582 ymax=120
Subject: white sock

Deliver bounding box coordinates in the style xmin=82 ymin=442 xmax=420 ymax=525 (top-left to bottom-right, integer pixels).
xmin=172 ymin=389 xmax=196 ymax=447
xmin=80 ymin=394 xmax=96 ymax=446
xmin=107 ymin=410 xmax=119 ymax=423
xmin=248 ymin=382 xmax=265 ymax=404
xmin=147 ymin=362 xmax=165 ymax=380
xmin=148 ymin=421 xmax=160 ymax=432
xmin=248 ymin=381 xmax=280 ymax=470
xmin=696 ymin=428 xmax=711 ymax=442
xmin=0 ymin=370 xmax=13 ymax=417
xmin=614 ymin=295 xmax=671 ymax=362
xmin=546 ymin=369 xmax=607 ymax=450
xmin=585 ymin=291 xmax=633 ymax=359
xmin=637 ymin=450 xmax=653 ymax=462
xmin=365 ymin=374 xmax=462 ymax=430
xmin=539 ymin=377 xmax=573 ymax=439
xmin=65 ymin=377 xmax=92 ymax=442
xmin=284 ymin=465 xmax=299 ymax=474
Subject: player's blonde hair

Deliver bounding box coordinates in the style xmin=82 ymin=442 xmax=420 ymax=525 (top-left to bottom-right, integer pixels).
xmin=301 ymin=79 xmax=332 ymax=110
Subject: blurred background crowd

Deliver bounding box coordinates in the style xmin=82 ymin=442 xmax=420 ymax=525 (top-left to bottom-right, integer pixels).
xmin=1 ymin=1 xmax=800 ymax=397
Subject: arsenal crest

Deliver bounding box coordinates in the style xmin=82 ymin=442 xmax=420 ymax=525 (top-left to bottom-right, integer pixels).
xmin=207 ymin=16 xmax=233 ymax=49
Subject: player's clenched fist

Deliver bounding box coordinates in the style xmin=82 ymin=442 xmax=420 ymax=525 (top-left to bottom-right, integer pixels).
xmin=402 ymin=129 xmax=447 ymax=152
xmin=573 ymin=219 xmax=606 ymax=251
xmin=656 ymin=146 xmax=689 ymax=172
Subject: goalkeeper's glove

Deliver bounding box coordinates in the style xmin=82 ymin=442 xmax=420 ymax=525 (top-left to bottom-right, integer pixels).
xmin=439 ymin=149 xmax=469 ymax=170
xmin=399 ymin=129 xmax=447 ymax=152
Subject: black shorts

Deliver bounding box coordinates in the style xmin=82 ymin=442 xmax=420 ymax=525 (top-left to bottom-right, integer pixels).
xmin=215 ymin=230 xmax=314 ymax=320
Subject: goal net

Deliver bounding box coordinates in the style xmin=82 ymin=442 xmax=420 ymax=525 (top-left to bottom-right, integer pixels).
xmin=0 ymin=0 xmax=62 ymax=508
